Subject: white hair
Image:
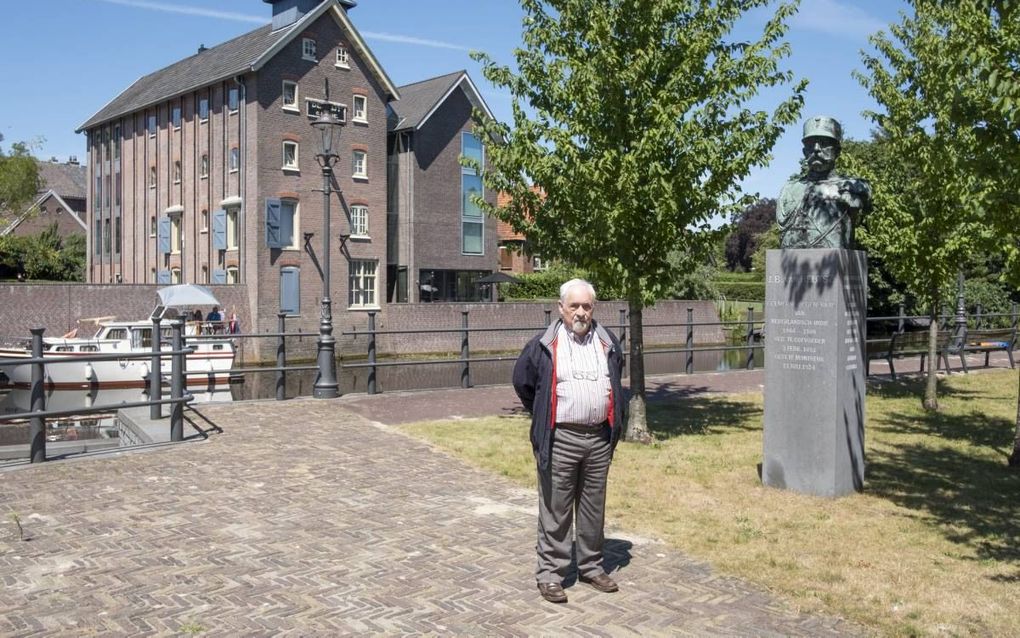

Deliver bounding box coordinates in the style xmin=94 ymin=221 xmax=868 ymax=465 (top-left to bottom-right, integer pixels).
xmin=559 ymin=278 xmax=597 ymax=302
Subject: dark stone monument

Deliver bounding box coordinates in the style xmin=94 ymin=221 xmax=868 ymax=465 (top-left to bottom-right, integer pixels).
xmin=763 ymin=116 xmax=870 ymax=498
xmin=763 ymin=249 xmax=866 ymax=497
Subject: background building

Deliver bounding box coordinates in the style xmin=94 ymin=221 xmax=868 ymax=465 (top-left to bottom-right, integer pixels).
xmin=1 ymin=158 xmax=87 ymax=239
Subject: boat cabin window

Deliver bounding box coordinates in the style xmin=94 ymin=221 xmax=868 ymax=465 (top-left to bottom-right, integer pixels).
xmin=212 ymin=344 xmax=224 ymax=351
xmin=105 ymin=328 xmax=128 ymax=341
xmin=54 ymin=346 xmax=74 ymax=352
xmin=132 ymin=328 xmax=152 ymax=349
xmin=80 ymin=345 xmax=99 ymax=352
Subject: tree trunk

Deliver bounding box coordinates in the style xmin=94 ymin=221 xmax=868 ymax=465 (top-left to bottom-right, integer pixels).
xmin=624 ymin=301 xmax=654 ymax=444
xmin=923 ymin=309 xmax=939 ymax=411
xmin=1009 ymin=366 xmax=1020 ymax=467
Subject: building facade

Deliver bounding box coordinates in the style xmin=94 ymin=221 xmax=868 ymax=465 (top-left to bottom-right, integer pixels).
xmin=79 ymin=0 xmax=497 ymax=336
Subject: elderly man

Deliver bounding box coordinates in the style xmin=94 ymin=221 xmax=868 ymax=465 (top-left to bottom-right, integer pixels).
xmin=513 ymin=278 xmax=627 ymax=604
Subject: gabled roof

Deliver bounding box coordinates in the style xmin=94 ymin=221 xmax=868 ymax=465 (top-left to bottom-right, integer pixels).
xmin=1 ymin=191 xmax=87 ymax=237
xmin=37 ymin=161 xmax=87 ymax=201
xmin=78 ymin=0 xmax=398 ymax=132
xmin=390 ymin=70 xmax=495 ymax=132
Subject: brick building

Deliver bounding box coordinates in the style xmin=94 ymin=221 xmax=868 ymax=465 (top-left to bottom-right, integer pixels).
xmin=0 ymin=158 xmax=87 ymax=239
xmin=77 ymin=0 xmax=496 ymax=333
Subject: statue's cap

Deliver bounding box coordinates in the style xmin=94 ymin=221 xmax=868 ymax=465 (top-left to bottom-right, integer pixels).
xmin=802 ymin=116 xmax=842 ymax=143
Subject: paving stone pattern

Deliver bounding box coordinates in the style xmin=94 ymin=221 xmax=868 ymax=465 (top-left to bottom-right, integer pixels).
xmin=0 ymin=397 xmax=862 ymax=636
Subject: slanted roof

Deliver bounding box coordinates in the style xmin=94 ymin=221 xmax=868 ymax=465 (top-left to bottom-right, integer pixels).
xmin=79 ymin=0 xmax=398 ymax=132
xmin=1 ymin=191 xmax=87 ymax=237
xmin=37 ymin=161 xmax=87 ymax=201
xmin=390 ymin=70 xmax=495 ymax=132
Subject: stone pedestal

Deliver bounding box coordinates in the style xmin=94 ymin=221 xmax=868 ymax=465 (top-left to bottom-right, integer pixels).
xmin=762 ymin=249 xmax=867 ymax=497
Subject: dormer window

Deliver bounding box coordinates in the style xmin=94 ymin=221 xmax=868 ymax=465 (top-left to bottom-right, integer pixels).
xmin=336 ymin=46 xmax=349 ymax=68
xmin=302 ymin=38 xmax=317 ymax=61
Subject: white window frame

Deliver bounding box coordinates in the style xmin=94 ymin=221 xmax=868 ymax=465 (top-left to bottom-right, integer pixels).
xmin=226 ymin=207 xmax=240 ymax=250
xmin=302 ymin=38 xmax=317 ymax=61
xmin=149 ymin=215 xmax=157 ymax=237
xmin=199 ymin=96 xmax=209 ymax=122
xmin=352 ymin=150 xmax=367 ymax=179
xmin=348 ymin=260 xmax=378 ymax=309
xmin=149 ymin=166 xmax=157 ymax=188
xmin=226 ymin=266 xmax=239 ymax=284
xmin=335 ymin=46 xmax=349 ymax=68
xmin=350 ymin=204 xmax=369 ymax=237
xmin=282 ymin=81 xmax=299 ymax=112
xmin=282 ymin=141 xmax=299 ymax=172
xmin=228 ymin=87 xmax=239 ymax=113
xmin=229 ymin=147 xmax=240 ymax=173
xmin=200 ymin=209 xmax=209 ymax=233
xmin=173 ymin=160 xmax=181 ymax=184
xmin=170 ymin=267 xmax=182 ymax=284
xmin=170 ymin=214 xmax=183 ymax=254
xmin=200 ymin=153 xmax=209 ymax=178
xmin=352 ymin=94 xmax=367 ymax=123
xmin=280 ymin=199 xmax=300 ymax=250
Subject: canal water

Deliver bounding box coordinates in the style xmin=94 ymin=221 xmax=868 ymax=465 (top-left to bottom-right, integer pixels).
xmin=0 ymin=342 xmax=762 ymax=446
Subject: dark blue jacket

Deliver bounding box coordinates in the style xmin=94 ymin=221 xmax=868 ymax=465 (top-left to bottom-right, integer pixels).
xmin=512 ymin=319 xmax=627 ymax=471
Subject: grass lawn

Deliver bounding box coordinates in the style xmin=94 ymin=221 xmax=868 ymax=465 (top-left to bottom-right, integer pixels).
xmin=400 ymin=370 xmax=1020 ymax=637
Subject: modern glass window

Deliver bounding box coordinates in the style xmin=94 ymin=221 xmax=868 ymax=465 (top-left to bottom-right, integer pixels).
xmin=302 ymin=38 xmax=317 ymax=61
xmin=200 ymin=154 xmax=209 ymax=178
xmin=350 ymin=204 xmax=368 ymax=236
xmin=226 ymin=207 xmax=239 ymax=249
xmin=349 ymin=260 xmax=378 ymax=308
xmin=461 ymin=132 xmax=485 ymax=255
xmin=199 ymin=96 xmax=209 ymax=120
xmin=282 ymin=141 xmax=299 ymax=171
xmin=228 ymin=87 xmax=239 ymax=112
xmin=353 ymin=95 xmax=367 ymax=122
xmin=230 ymin=147 xmax=240 ymax=172
xmin=282 ymin=81 xmax=298 ymax=110
xmin=171 ymin=104 xmax=181 ymax=129
xmin=352 ymin=150 xmax=367 ymax=178
xmin=336 ymin=46 xmax=349 ymax=67
xmin=173 ymin=160 xmax=181 ymax=183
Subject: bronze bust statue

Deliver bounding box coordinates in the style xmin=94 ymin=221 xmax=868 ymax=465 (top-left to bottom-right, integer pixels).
xmin=777 ymin=116 xmax=871 ymax=249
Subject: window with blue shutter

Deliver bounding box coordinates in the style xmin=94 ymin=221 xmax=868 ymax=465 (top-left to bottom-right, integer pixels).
xmin=280 ymin=267 xmax=300 ymax=315
xmin=265 ymin=198 xmax=282 ymax=248
xmin=212 ymin=269 xmax=227 ymax=284
xmin=212 ymin=209 xmax=227 ymax=250
xmin=157 ymin=216 xmax=171 ymax=254
xmin=157 ymin=269 xmax=171 ymax=284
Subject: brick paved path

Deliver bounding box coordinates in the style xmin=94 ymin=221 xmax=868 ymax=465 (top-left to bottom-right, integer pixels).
xmin=0 ymin=397 xmax=864 ymax=636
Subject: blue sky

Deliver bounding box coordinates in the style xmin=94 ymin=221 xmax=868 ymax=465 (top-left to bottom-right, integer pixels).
xmin=0 ymin=0 xmax=907 ymax=204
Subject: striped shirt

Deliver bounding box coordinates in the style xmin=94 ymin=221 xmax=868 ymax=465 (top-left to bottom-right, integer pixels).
xmin=554 ymin=324 xmax=611 ymax=425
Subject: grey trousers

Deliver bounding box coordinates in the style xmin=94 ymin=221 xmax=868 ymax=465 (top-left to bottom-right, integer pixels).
xmin=536 ymin=423 xmax=612 ymax=583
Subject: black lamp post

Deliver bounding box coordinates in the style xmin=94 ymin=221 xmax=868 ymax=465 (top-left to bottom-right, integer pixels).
xmin=310 ymin=108 xmax=344 ymax=398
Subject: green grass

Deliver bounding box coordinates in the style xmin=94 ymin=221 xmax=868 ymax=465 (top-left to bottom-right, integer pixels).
xmin=401 ymin=370 xmax=1020 ymax=637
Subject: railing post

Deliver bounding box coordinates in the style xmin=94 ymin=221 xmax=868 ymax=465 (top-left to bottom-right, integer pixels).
xmin=745 ymin=306 xmax=755 ymax=370
xmin=898 ymin=302 xmax=905 ymax=333
xmin=1012 ymin=302 xmax=1018 ymax=330
xmin=461 ymin=311 xmax=471 ymax=388
xmin=149 ymin=315 xmax=162 ymax=419
xmin=685 ymin=307 xmax=694 ymax=374
xmin=276 ymin=313 xmax=286 ymax=401
xmin=29 ymin=328 xmax=46 ymax=463
xmin=544 ymin=309 xmax=551 ymax=326
xmin=367 ymin=311 xmax=378 ymax=395
xmin=975 ymin=303 xmax=983 ymax=329
xmin=618 ymin=307 xmax=628 ymax=371
xmin=170 ymin=320 xmax=184 ymax=442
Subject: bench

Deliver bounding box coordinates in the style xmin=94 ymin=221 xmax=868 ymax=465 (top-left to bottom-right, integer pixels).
xmin=866 ymin=330 xmax=954 ymax=380
xmin=956 ymin=326 xmax=1017 ymax=372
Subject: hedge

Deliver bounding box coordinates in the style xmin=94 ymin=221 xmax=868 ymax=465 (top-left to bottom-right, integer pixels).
xmin=714 ymin=280 xmax=765 ymax=303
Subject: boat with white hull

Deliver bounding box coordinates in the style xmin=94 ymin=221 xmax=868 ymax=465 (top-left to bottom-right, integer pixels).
xmin=0 ymin=321 xmax=235 ymax=389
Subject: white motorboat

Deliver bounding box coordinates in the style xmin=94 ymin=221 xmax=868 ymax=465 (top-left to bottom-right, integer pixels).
xmin=0 ymin=320 xmax=235 ymax=389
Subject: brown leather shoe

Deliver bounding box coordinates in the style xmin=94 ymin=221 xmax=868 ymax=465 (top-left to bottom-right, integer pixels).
xmin=537 ymin=581 xmax=568 ymax=603
xmin=579 ymin=572 xmax=619 ymax=593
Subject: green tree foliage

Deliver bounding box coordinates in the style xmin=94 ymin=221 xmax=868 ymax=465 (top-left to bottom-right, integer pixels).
xmin=724 ymin=198 xmax=776 ymax=272
xmin=0 ymin=223 xmax=85 ymax=281
xmin=0 ymin=134 xmax=40 ymax=226
xmin=854 ymin=3 xmax=1010 ymax=410
xmin=471 ymin=0 xmax=805 ymax=441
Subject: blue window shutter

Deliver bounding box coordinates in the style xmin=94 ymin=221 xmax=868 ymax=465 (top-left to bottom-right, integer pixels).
xmin=265 ymin=198 xmax=282 ymax=248
xmin=212 ymin=209 xmax=227 ymax=250
xmin=157 ymin=216 xmax=171 ymax=254
xmin=212 ymin=269 xmax=227 ymax=284
xmin=280 ymin=267 xmax=300 ymax=315
xmin=157 ymin=269 xmax=171 ymax=284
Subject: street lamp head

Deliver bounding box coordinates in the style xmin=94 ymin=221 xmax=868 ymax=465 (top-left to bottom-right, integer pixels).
xmin=312 ymin=110 xmax=343 ymax=156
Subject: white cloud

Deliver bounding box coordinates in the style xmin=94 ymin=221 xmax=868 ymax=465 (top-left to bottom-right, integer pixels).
xmin=360 ymin=31 xmax=473 ymax=52
xmin=91 ymin=0 xmax=264 ymax=23
xmin=791 ymin=0 xmax=886 ymax=39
